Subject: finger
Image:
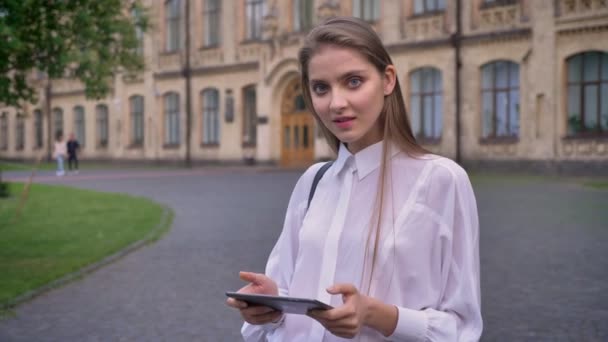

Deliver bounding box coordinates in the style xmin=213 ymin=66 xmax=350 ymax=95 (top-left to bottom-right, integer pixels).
xmin=226 ymin=298 xmax=247 ymax=309
xmin=239 ymin=271 xmax=263 ymax=285
xmin=242 ymin=305 xmax=277 ymax=317
xmin=326 ymin=283 xmax=357 ymax=296
xmin=244 ymin=311 xmax=283 ymax=325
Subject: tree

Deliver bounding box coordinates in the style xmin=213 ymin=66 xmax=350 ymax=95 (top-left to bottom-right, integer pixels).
xmin=0 ymin=0 xmax=148 ymax=188
xmin=0 ymin=0 xmax=149 ymax=107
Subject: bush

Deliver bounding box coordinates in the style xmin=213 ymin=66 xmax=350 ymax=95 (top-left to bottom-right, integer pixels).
xmin=0 ymin=171 xmax=9 ymax=198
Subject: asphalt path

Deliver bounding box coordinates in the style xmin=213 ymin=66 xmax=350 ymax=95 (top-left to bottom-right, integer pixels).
xmin=1 ymin=168 xmax=607 ymax=341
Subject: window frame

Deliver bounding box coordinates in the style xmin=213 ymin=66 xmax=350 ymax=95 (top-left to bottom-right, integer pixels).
xmin=480 ymin=60 xmax=520 ymax=140
xmin=34 ymin=109 xmax=43 ymax=149
xmin=409 ymin=67 xmax=443 ymax=143
xmin=201 ymin=88 xmax=220 ymax=145
xmin=15 ymin=114 xmax=25 ymax=150
xmin=352 ymin=0 xmax=380 ymax=22
xmin=164 ymin=92 xmax=181 ymax=147
xmin=0 ymin=112 xmax=8 ymax=150
xmin=565 ymin=51 xmax=608 ymax=137
xmin=245 ymin=0 xmax=265 ymax=41
xmin=74 ymin=105 xmax=86 ymax=147
xmin=131 ymin=6 xmax=145 ymax=55
xmin=413 ymin=0 xmax=446 ymax=16
xmin=242 ymin=85 xmax=257 ymax=147
xmin=293 ymin=0 xmax=313 ymax=32
xmin=165 ymin=0 xmax=182 ymax=52
xmin=203 ymin=0 xmax=221 ymax=47
xmin=95 ymin=104 xmax=109 ymax=148
xmin=52 ymin=107 xmax=64 ymax=139
xmin=129 ymin=95 xmax=145 ymax=147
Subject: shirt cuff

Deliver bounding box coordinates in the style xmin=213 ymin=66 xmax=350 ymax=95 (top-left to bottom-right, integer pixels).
xmin=386 ymin=306 xmax=428 ymax=341
xmin=261 ymin=313 xmax=285 ymax=333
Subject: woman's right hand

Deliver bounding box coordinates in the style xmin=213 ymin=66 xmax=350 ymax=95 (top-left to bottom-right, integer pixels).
xmin=226 ymin=271 xmax=283 ymax=325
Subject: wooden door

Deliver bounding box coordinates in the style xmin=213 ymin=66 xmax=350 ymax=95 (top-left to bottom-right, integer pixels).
xmin=281 ymin=79 xmax=314 ymax=167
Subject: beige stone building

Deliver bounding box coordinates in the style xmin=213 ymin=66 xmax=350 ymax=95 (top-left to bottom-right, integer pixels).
xmin=1 ymin=0 xmax=607 ymax=172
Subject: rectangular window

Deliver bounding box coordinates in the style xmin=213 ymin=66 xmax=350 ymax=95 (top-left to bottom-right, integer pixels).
xmin=34 ymin=109 xmax=43 ymax=148
xmin=353 ymin=0 xmax=380 ymax=21
xmin=130 ymin=96 xmax=144 ymax=146
xmin=165 ymin=94 xmax=180 ymax=145
xmin=243 ymin=86 xmax=257 ymax=145
xmin=203 ymin=0 xmax=221 ymax=46
xmin=202 ymin=89 xmax=220 ymax=144
xmin=53 ymin=108 xmax=63 ymax=139
xmin=294 ymin=0 xmax=313 ymax=32
xmin=166 ymin=0 xmax=182 ymax=52
xmin=0 ymin=113 xmax=8 ymax=150
xmin=96 ymin=105 xmax=109 ymax=148
xmin=16 ymin=115 xmax=25 ymax=150
xmin=74 ymin=106 xmax=86 ymax=147
xmin=410 ymin=68 xmax=443 ymax=140
xmin=414 ymin=0 xmax=446 ymax=15
xmin=245 ymin=0 xmax=264 ymax=40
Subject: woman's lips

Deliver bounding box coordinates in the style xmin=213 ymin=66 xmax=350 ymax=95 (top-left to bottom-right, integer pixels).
xmin=333 ymin=117 xmax=355 ymax=129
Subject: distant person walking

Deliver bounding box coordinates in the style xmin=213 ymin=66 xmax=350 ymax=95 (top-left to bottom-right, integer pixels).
xmin=67 ymin=133 xmax=81 ymax=174
xmin=53 ymin=132 xmax=67 ymax=177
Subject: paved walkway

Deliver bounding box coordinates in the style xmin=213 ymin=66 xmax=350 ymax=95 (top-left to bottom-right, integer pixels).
xmin=1 ymin=168 xmax=607 ymax=341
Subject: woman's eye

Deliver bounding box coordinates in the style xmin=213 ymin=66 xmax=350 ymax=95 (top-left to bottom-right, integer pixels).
xmin=312 ymin=84 xmax=328 ymax=95
xmin=348 ymin=78 xmax=362 ymax=88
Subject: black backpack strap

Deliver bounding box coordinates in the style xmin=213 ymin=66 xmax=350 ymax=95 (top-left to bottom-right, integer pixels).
xmin=307 ymin=161 xmax=333 ymax=211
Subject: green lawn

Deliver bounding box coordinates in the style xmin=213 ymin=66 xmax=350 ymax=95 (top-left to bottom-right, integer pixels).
xmin=0 ymin=182 xmax=172 ymax=309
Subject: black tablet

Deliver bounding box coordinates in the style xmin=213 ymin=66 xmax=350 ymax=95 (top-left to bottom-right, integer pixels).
xmin=226 ymin=292 xmax=333 ymax=314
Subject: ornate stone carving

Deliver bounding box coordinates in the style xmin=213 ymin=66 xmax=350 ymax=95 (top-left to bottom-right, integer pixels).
xmin=558 ymin=0 xmax=608 ymax=18
xmin=158 ymin=53 xmax=182 ymax=70
xmin=479 ymin=3 xmax=520 ymax=29
xmin=405 ymin=14 xmax=446 ymax=41
xmin=317 ymin=0 xmax=340 ymax=22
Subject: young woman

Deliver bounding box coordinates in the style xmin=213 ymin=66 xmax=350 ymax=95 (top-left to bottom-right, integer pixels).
xmin=53 ymin=132 xmax=66 ymax=177
xmin=227 ymin=16 xmax=482 ymax=341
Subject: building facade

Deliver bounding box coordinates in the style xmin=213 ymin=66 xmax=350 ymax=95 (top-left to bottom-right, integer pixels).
xmin=1 ymin=0 xmax=607 ymax=172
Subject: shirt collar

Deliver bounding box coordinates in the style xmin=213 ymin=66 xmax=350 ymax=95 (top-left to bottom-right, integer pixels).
xmin=331 ymin=140 xmax=401 ymax=180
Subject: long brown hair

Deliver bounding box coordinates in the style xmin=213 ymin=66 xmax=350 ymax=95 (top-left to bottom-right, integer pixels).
xmin=298 ymin=16 xmax=428 ymax=293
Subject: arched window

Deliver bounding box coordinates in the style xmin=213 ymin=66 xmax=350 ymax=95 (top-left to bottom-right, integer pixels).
xmin=0 ymin=112 xmax=8 ymax=150
xmin=410 ymin=67 xmax=443 ymax=141
xmin=74 ymin=105 xmax=86 ymax=147
xmin=34 ymin=109 xmax=43 ymax=148
xmin=293 ymin=0 xmax=313 ymax=32
xmin=201 ymin=88 xmax=220 ymax=145
xmin=164 ymin=92 xmax=180 ymax=145
xmin=165 ymin=0 xmax=181 ymax=52
xmin=566 ymin=51 xmax=608 ymax=135
xmin=96 ymin=104 xmax=109 ymax=148
xmin=481 ymin=61 xmax=520 ymax=138
xmin=16 ymin=114 xmax=25 ymax=150
xmin=203 ymin=0 xmax=221 ymax=46
xmin=52 ymin=107 xmax=64 ymax=139
xmin=353 ymin=0 xmax=380 ymax=22
xmin=130 ymin=95 xmax=145 ymax=146
xmin=242 ymin=85 xmax=257 ymax=146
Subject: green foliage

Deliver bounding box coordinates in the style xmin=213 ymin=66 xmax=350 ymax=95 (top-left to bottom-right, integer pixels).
xmin=0 ymin=0 xmax=149 ymax=107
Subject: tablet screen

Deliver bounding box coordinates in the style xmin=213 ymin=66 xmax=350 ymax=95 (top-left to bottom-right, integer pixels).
xmin=226 ymin=292 xmax=333 ymax=315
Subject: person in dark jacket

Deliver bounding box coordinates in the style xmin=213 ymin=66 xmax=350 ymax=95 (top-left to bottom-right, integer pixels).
xmin=67 ymin=133 xmax=81 ymax=174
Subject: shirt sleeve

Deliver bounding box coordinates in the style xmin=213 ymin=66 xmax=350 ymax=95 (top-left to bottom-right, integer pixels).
xmin=387 ymin=163 xmax=483 ymax=342
xmin=241 ymin=163 xmax=326 ymax=342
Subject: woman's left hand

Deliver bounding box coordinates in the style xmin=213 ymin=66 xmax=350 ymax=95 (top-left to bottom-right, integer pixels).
xmin=307 ymin=283 xmax=369 ymax=339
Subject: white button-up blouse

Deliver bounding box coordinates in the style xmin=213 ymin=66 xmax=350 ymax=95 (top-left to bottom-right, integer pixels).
xmin=242 ymin=141 xmax=482 ymax=341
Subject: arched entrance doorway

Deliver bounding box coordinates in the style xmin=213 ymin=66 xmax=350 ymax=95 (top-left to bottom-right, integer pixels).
xmin=280 ymin=78 xmax=315 ymax=167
